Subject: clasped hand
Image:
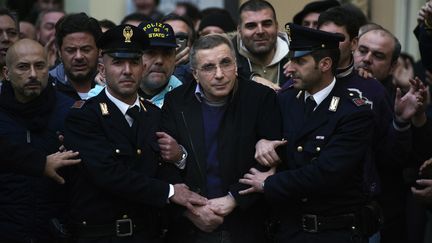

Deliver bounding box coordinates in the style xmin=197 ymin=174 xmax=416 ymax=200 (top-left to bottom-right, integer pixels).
xmin=185 ymin=194 xmax=237 ymax=232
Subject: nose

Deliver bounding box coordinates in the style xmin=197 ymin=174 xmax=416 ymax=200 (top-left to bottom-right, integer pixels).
xmin=29 ymin=65 xmax=37 ymax=79
xmin=75 ymin=50 xmax=83 ymax=59
xmin=256 ymin=24 xmax=264 ymax=33
xmin=286 ymin=61 xmax=295 ymax=75
xmin=154 ymin=53 xmax=163 ymax=65
xmin=123 ymin=62 xmax=132 ymax=74
xmin=214 ymin=65 xmax=224 ymax=79
xmin=362 ymin=52 xmax=372 ymax=64
xmin=0 ymin=30 xmax=10 ymax=42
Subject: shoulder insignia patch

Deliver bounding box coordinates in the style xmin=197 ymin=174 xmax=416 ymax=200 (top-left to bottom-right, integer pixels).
xmin=329 ymin=96 xmax=340 ymax=112
xmin=99 ymin=103 xmax=109 ymax=116
xmin=347 ymin=88 xmax=373 ymax=109
xmin=71 ymin=100 xmax=85 ymax=109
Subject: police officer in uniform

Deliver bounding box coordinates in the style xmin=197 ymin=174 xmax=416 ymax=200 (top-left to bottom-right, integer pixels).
xmin=239 ymin=24 xmax=375 ymax=243
xmin=63 ymin=24 xmax=207 ymax=243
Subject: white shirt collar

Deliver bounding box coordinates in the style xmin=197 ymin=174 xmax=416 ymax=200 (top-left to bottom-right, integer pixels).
xmin=304 ymin=77 xmax=336 ymax=108
xmin=194 ymin=83 xmax=204 ymax=103
xmin=105 ymin=88 xmax=140 ymax=116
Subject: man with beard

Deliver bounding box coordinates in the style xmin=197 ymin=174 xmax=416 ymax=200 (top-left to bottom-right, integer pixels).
xmin=88 ymin=21 xmax=183 ymax=108
xmin=0 ymin=39 xmax=76 ymax=242
xmin=63 ymin=24 xmax=206 ymax=242
xmin=233 ymin=0 xmax=289 ymax=90
xmin=50 ymin=12 xmax=101 ymax=100
xmin=138 ymin=21 xmax=182 ymax=108
xmin=240 ymin=24 xmax=375 ymax=243
xmin=319 ymin=9 xmax=423 ymax=243
xmin=0 ymin=8 xmax=20 ymax=83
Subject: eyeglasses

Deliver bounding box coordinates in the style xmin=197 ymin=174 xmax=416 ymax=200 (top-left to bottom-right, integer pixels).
xmin=197 ymin=59 xmax=236 ymax=78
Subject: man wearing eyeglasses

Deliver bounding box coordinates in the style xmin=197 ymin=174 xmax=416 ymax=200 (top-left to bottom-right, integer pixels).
xmin=161 ymin=34 xmax=282 ymax=243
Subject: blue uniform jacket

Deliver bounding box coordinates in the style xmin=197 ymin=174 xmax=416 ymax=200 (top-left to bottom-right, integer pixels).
xmin=64 ymin=90 xmax=172 ymax=236
xmin=265 ymin=80 xmax=374 ymax=227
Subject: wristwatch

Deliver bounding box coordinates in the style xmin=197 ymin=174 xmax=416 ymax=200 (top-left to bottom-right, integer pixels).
xmin=174 ymin=145 xmax=187 ymax=169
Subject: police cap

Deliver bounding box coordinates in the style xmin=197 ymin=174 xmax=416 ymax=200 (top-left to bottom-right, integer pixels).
xmin=97 ymin=24 xmax=149 ymax=59
xmin=286 ymin=23 xmax=344 ymax=58
xmin=138 ymin=21 xmax=177 ymax=48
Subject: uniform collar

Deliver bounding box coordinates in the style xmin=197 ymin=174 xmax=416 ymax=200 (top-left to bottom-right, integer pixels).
xmin=105 ymin=88 xmax=140 ymax=116
xmin=305 ymin=77 xmax=336 ymax=107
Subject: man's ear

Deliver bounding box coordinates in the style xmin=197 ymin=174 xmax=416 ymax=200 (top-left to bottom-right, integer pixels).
xmin=98 ymin=62 xmax=105 ymax=79
xmin=192 ymin=69 xmax=199 ymax=83
xmin=319 ymin=57 xmax=332 ymax=73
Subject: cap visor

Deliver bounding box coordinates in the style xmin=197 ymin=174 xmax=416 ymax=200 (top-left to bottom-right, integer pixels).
xmin=106 ymin=52 xmax=142 ymax=59
xmin=289 ymin=50 xmax=313 ymax=58
xmin=149 ymin=41 xmax=177 ymax=48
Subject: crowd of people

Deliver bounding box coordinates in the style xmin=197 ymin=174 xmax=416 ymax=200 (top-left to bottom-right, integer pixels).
xmin=0 ymin=0 xmax=432 ymax=243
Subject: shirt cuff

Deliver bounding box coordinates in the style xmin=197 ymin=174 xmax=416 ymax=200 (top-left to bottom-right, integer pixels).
xmin=168 ymin=184 xmax=174 ymax=199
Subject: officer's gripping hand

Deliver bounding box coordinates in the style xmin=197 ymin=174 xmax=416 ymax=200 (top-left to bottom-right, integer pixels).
xmin=208 ymin=194 xmax=236 ymax=217
xmin=170 ymin=184 xmax=208 ymax=215
xmin=184 ymin=204 xmax=224 ymax=232
xmin=255 ymin=139 xmax=287 ymax=167
xmin=156 ymin=132 xmax=183 ymax=163
xmin=45 ymin=151 xmax=81 ymax=184
xmin=239 ymin=167 xmax=276 ymax=195
xmin=412 ymin=179 xmax=432 ymax=204
xmin=419 ymin=157 xmax=432 ymax=178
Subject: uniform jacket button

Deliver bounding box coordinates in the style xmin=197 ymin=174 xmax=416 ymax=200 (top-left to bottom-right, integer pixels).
xmin=297 ymin=146 xmax=303 ymax=152
xmin=315 ymin=147 xmax=321 ymax=152
xmin=301 ymin=198 xmax=308 ymax=202
xmin=137 ymin=149 xmax=141 ymax=155
xmin=115 ymin=149 xmax=120 ymax=154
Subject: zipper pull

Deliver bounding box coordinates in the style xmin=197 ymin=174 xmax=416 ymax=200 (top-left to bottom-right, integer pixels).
xmin=26 ymin=130 xmax=31 ymax=143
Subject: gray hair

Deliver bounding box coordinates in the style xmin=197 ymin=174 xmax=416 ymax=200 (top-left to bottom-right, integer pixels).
xmin=189 ymin=34 xmax=236 ymax=69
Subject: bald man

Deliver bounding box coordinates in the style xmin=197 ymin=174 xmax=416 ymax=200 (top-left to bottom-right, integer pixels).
xmin=0 ymin=39 xmax=77 ymax=242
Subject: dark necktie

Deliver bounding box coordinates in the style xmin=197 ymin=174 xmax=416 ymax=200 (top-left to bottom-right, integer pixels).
xmin=304 ymin=96 xmax=317 ymax=121
xmin=126 ymin=106 xmax=140 ymax=138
